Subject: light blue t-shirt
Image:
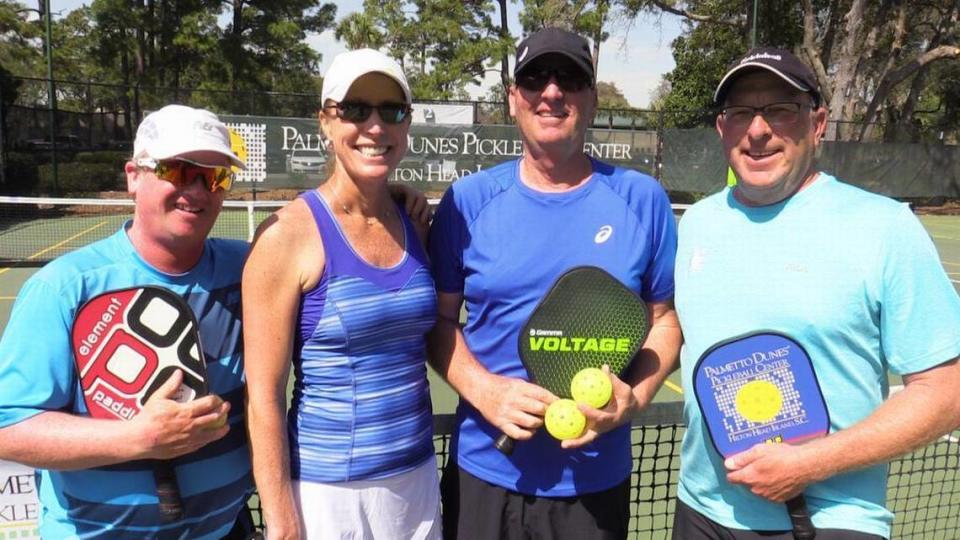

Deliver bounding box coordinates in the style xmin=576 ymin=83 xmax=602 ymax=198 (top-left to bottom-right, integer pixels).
xmin=429 ymin=157 xmax=677 ymax=496
xmin=675 ymin=174 xmax=960 ymax=537
xmin=0 ymin=224 xmax=252 ymax=539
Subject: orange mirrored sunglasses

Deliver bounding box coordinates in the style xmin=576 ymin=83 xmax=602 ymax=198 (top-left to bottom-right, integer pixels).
xmin=136 ymin=157 xmax=235 ymax=193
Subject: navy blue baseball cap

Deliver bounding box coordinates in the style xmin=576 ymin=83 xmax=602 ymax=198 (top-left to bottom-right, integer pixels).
xmin=714 ymin=47 xmax=821 ymax=107
xmin=514 ymin=28 xmax=595 ymax=82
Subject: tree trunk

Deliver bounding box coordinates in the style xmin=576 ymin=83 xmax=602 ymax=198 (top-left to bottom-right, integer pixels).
xmin=856 ymin=45 xmax=960 ymax=141
xmin=134 ymin=0 xmax=146 ymax=79
xmin=231 ymin=0 xmax=243 ymax=94
xmin=498 ymin=0 xmax=510 ymax=123
xmin=820 ymin=1 xmax=844 ymax=69
xmin=857 ymin=1 xmax=905 ymax=142
xmin=828 ymin=0 xmax=868 ymax=141
xmin=120 ymin=30 xmax=132 ymax=140
xmin=895 ymin=65 xmax=929 ymax=143
xmin=133 ymin=0 xmax=146 ymax=125
xmin=801 ymin=0 xmax=833 ymax=136
xmin=591 ymin=0 xmax=608 ymax=75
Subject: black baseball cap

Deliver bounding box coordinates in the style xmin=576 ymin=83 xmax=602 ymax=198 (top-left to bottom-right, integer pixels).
xmin=713 ymin=47 xmax=821 ymax=107
xmin=514 ymin=27 xmax=595 ymax=82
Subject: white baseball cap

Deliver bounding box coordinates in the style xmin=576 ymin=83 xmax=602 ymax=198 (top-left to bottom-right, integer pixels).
xmin=321 ymin=49 xmax=412 ymax=104
xmin=133 ymin=105 xmax=245 ymax=169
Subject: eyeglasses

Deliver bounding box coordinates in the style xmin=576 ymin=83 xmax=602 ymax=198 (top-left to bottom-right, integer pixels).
xmin=136 ymin=157 xmax=235 ymax=193
xmin=721 ymin=102 xmax=810 ymax=128
xmin=515 ymin=67 xmax=593 ymax=93
xmin=324 ymin=102 xmax=412 ymax=124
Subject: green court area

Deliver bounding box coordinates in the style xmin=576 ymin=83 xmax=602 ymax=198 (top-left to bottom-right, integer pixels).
xmin=0 ymin=207 xmax=958 ymax=538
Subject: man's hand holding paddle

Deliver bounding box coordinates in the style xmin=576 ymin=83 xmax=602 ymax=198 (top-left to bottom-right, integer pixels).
xmin=126 ymin=370 xmax=230 ymax=460
xmin=724 ymin=440 xmax=822 ymax=503
xmin=472 ymin=371 xmax=558 ymax=444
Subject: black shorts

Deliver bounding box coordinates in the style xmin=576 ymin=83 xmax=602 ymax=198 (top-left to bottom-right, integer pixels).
xmin=440 ymin=460 xmax=629 ymax=540
xmin=221 ymin=504 xmax=260 ymax=540
xmin=671 ymin=499 xmax=887 ymax=540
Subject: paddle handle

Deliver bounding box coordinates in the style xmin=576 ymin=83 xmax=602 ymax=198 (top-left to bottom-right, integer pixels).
xmin=153 ymin=460 xmax=184 ymax=522
xmin=494 ymin=433 xmax=515 ymax=455
xmin=786 ymin=494 xmax=816 ymax=540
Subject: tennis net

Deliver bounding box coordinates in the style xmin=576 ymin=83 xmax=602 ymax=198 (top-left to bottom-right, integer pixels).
xmin=0 ymin=195 xmax=286 ymax=264
xmin=0 ymin=195 xmax=681 ymax=265
xmin=247 ymin=402 xmax=959 ymax=539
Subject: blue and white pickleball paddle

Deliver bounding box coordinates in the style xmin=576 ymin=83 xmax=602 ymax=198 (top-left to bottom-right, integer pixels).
xmin=693 ymin=331 xmax=829 ymax=540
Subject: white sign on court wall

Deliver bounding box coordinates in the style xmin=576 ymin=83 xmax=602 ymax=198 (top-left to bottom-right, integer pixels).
xmin=0 ymin=460 xmax=39 ymax=539
xmin=411 ymin=103 xmax=474 ymax=125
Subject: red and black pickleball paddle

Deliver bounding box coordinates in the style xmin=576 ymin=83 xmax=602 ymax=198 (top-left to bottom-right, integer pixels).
xmin=71 ymin=286 xmax=208 ymax=522
xmin=494 ymin=266 xmax=650 ymax=455
xmin=693 ymin=331 xmax=829 ymax=540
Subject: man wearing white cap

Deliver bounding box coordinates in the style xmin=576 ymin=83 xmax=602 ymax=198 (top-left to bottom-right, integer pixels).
xmin=0 ymin=105 xmax=255 ymax=539
xmin=672 ymin=47 xmax=960 ymax=538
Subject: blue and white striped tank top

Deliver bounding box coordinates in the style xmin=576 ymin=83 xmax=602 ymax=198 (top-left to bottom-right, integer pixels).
xmin=289 ymin=190 xmax=437 ymax=482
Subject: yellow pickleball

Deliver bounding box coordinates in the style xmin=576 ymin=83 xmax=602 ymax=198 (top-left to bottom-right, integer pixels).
xmin=735 ymin=380 xmax=783 ymax=423
xmin=570 ymin=367 xmax=613 ymax=409
xmin=544 ymin=399 xmax=586 ymax=440
xmin=203 ymin=414 xmax=228 ymax=431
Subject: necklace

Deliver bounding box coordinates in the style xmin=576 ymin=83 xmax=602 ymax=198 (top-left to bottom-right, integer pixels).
xmin=330 ymin=182 xmax=394 ymax=224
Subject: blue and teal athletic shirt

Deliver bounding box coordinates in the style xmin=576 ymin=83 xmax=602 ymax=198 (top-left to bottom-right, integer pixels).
xmin=289 ymin=191 xmax=437 ymax=483
xmin=0 ymin=224 xmax=252 ymax=539
xmin=429 ymin=158 xmax=677 ymax=497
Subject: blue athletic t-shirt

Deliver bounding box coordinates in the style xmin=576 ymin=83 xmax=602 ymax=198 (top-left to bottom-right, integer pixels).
xmin=429 ymin=158 xmax=677 ymax=496
xmin=0 ymin=224 xmax=252 ymax=539
xmin=675 ymin=174 xmax=960 ymax=537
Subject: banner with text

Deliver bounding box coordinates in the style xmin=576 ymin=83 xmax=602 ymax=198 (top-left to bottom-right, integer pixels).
xmin=0 ymin=461 xmax=39 ymax=539
xmin=221 ymin=115 xmax=658 ymax=195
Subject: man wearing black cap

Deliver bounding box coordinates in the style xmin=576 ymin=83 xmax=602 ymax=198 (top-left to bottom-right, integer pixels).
xmin=672 ymin=47 xmax=960 ymax=539
xmin=428 ymin=27 xmax=681 ymax=539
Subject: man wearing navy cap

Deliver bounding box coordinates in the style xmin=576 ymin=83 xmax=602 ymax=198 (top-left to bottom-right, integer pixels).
xmin=672 ymin=47 xmax=960 ymax=539
xmin=429 ymin=27 xmax=681 ymax=539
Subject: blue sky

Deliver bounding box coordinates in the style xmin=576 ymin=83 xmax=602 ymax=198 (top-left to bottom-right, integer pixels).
xmin=56 ymin=0 xmax=685 ymax=107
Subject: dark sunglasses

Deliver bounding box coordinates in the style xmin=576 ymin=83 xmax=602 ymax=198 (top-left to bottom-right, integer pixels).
xmin=515 ymin=67 xmax=593 ymax=93
xmin=324 ymin=101 xmax=412 ymax=124
xmin=136 ymin=157 xmax=235 ymax=193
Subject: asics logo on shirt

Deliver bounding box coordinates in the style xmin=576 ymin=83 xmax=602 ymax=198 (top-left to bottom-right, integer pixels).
xmin=594 ymin=225 xmax=613 ymax=244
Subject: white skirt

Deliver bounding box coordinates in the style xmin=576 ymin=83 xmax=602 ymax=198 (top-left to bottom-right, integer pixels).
xmin=292 ymin=458 xmax=442 ymax=540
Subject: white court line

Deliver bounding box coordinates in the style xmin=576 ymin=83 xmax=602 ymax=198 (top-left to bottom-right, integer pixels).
xmin=664 ymin=380 xmax=683 ymax=395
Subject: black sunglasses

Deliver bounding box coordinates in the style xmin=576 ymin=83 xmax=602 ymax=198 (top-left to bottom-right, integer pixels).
xmin=324 ymin=101 xmax=412 ymax=124
xmin=515 ymin=67 xmax=593 ymax=93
